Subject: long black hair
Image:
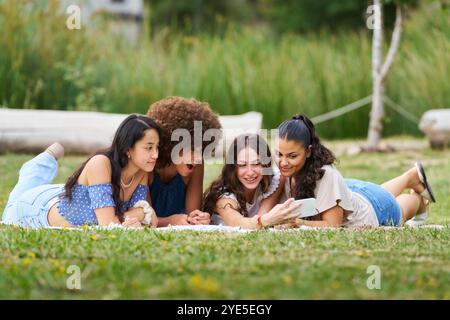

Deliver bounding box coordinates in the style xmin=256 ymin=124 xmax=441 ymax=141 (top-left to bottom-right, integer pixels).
xmin=63 ymin=114 xmax=161 ymax=222
xmin=202 ymin=134 xmax=273 ymax=217
xmin=278 ymin=114 xmax=336 ymax=199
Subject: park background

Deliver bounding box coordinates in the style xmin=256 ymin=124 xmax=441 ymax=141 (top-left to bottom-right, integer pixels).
xmin=1 ymin=0 xmax=449 ymax=138
xmin=0 ymin=0 xmax=449 ymax=299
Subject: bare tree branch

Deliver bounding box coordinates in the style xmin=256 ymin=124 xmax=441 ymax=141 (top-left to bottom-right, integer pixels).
xmin=380 ymin=5 xmax=403 ymax=80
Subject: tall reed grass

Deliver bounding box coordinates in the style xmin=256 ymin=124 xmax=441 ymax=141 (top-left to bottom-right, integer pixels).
xmin=0 ymin=0 xmax=448 ymax=138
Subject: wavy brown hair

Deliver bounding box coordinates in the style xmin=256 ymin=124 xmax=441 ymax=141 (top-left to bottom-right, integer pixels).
xmin=147 ymin=96 xmax=222 ymax=168
xmin=278 ymin=114 xmax=336 ymax=200
xmin=202 ymin=134 xmax=274 ymax=217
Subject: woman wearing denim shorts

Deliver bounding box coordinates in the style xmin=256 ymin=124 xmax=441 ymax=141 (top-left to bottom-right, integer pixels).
xmin=274 ymin=114 xmax=436 ymax=228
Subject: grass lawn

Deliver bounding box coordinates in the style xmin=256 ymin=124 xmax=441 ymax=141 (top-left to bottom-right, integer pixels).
xmin=0 ymin=138 xmax=449 ymax=299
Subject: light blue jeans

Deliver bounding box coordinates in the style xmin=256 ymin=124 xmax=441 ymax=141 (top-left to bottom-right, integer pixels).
xmin=2 ymin=152 xmax=64 ymax=228
xmin=345 ymin=178 xmax=403 ymax=226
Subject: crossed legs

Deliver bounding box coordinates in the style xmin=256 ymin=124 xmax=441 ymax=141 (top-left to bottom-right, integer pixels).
xmin=381 ymin=167 xmax=430 ymax=223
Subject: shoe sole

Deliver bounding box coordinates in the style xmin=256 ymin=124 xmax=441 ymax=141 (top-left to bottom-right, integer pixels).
xmin=415 ymin=162 xmax=436 ymax=203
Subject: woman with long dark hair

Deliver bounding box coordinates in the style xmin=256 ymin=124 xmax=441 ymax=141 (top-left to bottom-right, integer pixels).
xmin=2 ymin=114 xmax=161 ymax=228
xmin=275 ymin=114 xmax=436 ymax=228
xmin=203 ymin=134 xmax=300 ymax=229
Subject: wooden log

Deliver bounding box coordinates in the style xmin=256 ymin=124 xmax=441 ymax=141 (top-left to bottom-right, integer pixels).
xmin=0 ymin=108 xmax=262 ymax=155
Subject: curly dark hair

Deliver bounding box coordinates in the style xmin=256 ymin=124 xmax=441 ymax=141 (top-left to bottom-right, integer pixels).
xmin=278 ymin=114 xmax=336 ymax=200
xmin=202 ymin=134 xmax=274 ymax=217
xmin=147 ymin=96 xmax=222 ymax=168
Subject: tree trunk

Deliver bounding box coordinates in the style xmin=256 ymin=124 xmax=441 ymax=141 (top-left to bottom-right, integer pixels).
xmin=367 ymin=2 xmax=403 ymax=151
xmin=367 ymin=76 xmax=385 ymax=150
xmin=367 ymin=0 xmax=384 ymax=151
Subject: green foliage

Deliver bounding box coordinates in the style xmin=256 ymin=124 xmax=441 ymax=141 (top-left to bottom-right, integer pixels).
xmin=147 ymin=0 xmax=254 ymax=34
xmin=0 ymin=1 xmax=449 ymax=138
xmin=260 ymin=0 xmax=374 ymax=33
xmin=0 ymin=0 xmax=106 ymax=111
xmin=145 ymin=0 xmax=418 ymax=34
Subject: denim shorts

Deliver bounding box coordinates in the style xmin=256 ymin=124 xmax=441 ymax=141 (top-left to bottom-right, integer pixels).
xmin=2 ymin=152 xmax=63 ymax=228
xmin=3 ymin=185 xmax=63 ymax=228
xmin=345 ymin=179 xmax=403 ymax=226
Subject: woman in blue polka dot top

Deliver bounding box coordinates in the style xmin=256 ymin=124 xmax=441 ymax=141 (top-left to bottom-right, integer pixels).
xmin=2 ymin=114 xmax=161 ymax=229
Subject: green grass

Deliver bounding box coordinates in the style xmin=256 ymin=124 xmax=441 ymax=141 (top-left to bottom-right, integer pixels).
xmin=0 ymin=138 xmax=449 ymax=299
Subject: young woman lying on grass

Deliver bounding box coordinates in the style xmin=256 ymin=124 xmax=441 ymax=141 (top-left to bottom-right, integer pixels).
xmin=203 ymin=134 xmax=301 ymax=229
xmin=275 ymin=114 xmax=436 ymax=228
xmin=147 ymin=96 xmax=222 ymax=227
xmin=2 ymin=114 xmax=160 ymax=229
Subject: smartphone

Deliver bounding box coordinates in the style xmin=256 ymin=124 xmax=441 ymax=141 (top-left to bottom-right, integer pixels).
xmin=289 ymin=198 xmax=317 ymax=218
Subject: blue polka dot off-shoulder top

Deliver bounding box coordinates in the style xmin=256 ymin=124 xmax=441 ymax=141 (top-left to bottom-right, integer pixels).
xmin=57 ymin=183 xmax=148 ymax=226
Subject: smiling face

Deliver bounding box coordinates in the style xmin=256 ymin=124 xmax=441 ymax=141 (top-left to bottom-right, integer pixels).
xmin=128 ymin=128 xmax=160 ymax=172
xmin=236 ymin=147 xmax=263 ymax=191
xmin=174 ymin=149 xmax=203 ymax=177
xmin=275 ymin=138 xmax=311 ymax=178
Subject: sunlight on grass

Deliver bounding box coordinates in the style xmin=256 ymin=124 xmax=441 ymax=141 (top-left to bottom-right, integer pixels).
xmin=0 ymin=138 xmax=449 ymax=299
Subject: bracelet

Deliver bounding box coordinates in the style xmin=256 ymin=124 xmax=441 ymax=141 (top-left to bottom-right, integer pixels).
xmin=133 ymin=200 xmax=155 ymax=226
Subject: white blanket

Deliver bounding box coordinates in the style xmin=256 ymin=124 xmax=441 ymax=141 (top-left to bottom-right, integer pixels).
xmin=0 ymin=221 xmax=446 ymax=232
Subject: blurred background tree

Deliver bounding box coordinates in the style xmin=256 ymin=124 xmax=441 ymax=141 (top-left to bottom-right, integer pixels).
xmin=0 ymin=0 xmax=448 ymax=139
xmin=146 ymin=0 xmax=254 ymax=34
xmin=145 ymin=0 xmax=414 ymax=34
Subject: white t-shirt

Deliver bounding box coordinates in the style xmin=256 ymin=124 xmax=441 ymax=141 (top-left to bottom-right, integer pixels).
xmin=211 ymin=167 xmax=282 ymax=226
xmin=282 ymin=165 xmax=379 ymax=228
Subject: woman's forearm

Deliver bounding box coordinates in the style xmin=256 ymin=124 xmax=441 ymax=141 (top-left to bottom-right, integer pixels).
xmin=157 ymin=216 xmax=173 ymax=227
xmin=97 ymin=216 xmax=121 ymax=226
xmin=157 ymin=214 xmax=188 ymax=227
xmin=222 ymin=215 xmax=264 ymax=230
xmin=123 ymin=208 xmax=145 ymax=221
xmin=297 ymin=219 xmax=340 ymax=228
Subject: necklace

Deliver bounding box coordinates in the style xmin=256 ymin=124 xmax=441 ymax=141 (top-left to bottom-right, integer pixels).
xmin=121 ymin=174 xmax=135 ymax=188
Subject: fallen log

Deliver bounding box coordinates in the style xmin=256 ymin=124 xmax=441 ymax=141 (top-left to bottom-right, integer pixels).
xmin=0 ymin=108 xmax=262 ymax=155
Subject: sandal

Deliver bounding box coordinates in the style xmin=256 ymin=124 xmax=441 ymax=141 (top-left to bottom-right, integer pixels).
xmin=414 ymin=162 xmax=436 ymax=203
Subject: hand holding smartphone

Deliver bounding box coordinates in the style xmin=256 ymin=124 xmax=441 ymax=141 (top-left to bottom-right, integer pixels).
xmin=289 ymin=198 xmax=317 ymax=218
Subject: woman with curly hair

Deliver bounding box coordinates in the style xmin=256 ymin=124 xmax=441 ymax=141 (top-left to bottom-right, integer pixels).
xmin=203 ymin=134 xmax=301 ymax=229
xmin=147 ymin=96 xmax=222 ymax=226
xmin=275 ymin=114 xmax=436 ymax=228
